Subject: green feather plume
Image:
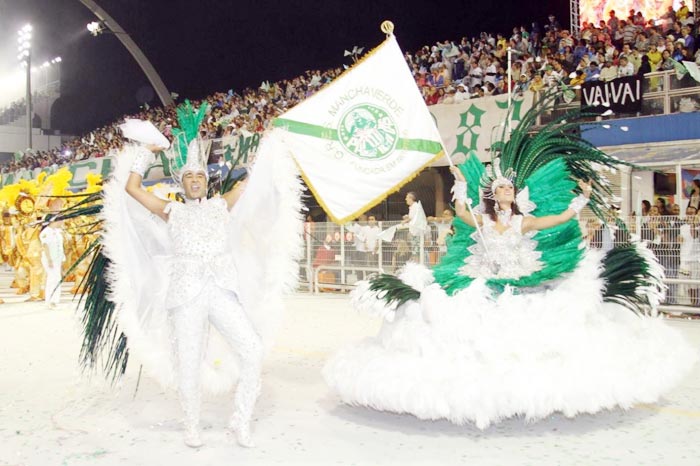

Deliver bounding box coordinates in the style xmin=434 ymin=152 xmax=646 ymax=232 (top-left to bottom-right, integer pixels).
xmin=367 ymin=274 xmax=420 ymax=308
xmin=601 ymin=243 xmax=666 ymax=315
xmin=170 ymin=99 xmax=210 ymax=171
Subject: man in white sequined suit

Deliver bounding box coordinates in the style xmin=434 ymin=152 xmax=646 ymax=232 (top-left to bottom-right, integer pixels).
xmin=126 ymin=143 xmax=259 ymax=448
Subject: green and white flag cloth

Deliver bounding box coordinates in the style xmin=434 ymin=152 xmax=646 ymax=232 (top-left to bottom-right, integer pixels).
xmin=682 ymin=61 xmax=700 ymax=83
xmin=672 ymin=59 xmax=688 ymax=80
xmin=273 ymin=35 xmax=445 ymax=223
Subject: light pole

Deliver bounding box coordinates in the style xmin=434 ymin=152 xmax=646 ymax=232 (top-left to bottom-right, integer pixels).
xmin=17 ymin=24 xmax=32 ymax=149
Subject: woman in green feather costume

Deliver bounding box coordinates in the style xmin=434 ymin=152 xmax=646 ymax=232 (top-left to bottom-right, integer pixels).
xmin=323 ymin=95 xmax=698 ymax=429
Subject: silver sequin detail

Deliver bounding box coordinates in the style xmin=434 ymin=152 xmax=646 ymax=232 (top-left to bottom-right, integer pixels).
xmin=164 ymin=197 xmax=238 ymax=309
xmin=459 ymin=214 xmax=543 ymax=279
xmin=170 ymin=283 xmax=263 ymax=431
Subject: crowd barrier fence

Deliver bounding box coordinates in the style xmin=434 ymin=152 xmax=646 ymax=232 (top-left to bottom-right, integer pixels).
xmin=299 ymin=216 xmax=700 ymax=316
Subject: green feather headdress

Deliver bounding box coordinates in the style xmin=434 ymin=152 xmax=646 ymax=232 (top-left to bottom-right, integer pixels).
xmin=491 ymin=89 xmax=636 ymax=220
xmin=167 ymin=100 xmax=211 ymax=182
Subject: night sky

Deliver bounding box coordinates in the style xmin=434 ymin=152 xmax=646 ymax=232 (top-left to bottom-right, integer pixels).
xmin=1 ymin=0 xmax=568 ymax=134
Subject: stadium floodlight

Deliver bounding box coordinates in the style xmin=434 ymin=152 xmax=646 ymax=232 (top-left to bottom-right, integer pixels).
xmin=87 ymin=21 xmax=103 ymax=36
xmin=18 ymin=24 xmax=33 ymax=148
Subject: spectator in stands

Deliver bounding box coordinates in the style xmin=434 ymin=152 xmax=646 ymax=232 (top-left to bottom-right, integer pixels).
xmin=681 ymin=26 xmax=695 ymax=54
xmin=687 ymin=178 xmax=700 ymax=210
xmin=641 ymin=205 xmax=666 ymax=263
xmin=648 ymin=28 xmax=664 ymax=49
xmin=647 ymin=44 xmax=663 ymax=70
xmin=584 ymin=61 xmax=601 ymax=82
xmin=401 ymin=191 xmax=428 ymax=262
xmin=364 ymin=215 xmax=381 ymax=267
xmin=529 ymin=73 xmax=545 ymax=93
xmin=424 ymin=86 xmax=440 ymax=105
xmin=677 ymin=1 xmax=690 ymax=22
xmin=454 ymin=83 xmax=471 ymax=102
xmin=656 ymin=197 xmax=671 ymax=215
xmin=467 ymin=59 xmax=484 ymax=90
xmin=638 ymin=55 xmax=653 ymax=75
xmin=679 ymin=208 xmax=700 ymax=306
xmin=312 ymin=232 xmax=338 ymax=284
xmin=428 ymin=209 xmax=455 ymax=253
xmin=599 ymin=59 xmax=618 ymax=81
xmin=347 ymin=215 xmax=370 ymax=271
xmin=608 ymin=10 xmax=620 ymax=35
xmin=622 ymin=20 xmax=638 ymax=46
xmin=545 ymin=14 xmax=561 ymax=32
xmin=661 ymin=7 xmax=676 ymax=33
xmin=618 ymin=56 xmax=635 ymax=76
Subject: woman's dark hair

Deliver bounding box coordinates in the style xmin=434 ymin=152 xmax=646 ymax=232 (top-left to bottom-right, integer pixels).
xmin=481 ymin=187 xmax=523 ymax=222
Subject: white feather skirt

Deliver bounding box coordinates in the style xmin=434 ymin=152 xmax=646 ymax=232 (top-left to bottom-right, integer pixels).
xmin=324 ymin=251 xmax=699 ymax=428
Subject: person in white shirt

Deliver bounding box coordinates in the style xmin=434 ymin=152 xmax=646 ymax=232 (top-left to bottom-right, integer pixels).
xmin=401 ymin=192 xmax=428 ymax=261
xmin=679 ymin=208 xmax=700 ymax=305
xmin=40 ymin=204 xmax=65 ymax=309
xmin=483 ymin=57 xmax=498 ymax=86
xmin=347 ymin=215 xmax=369 ymax=271
xmin=467 ymin=60 xmax=484 ymax=89
xmin=599 ymin=60 xmax=619 ymax=81
xmin=617 ymin=56 xmax=635 ymax=77
xmin=454 ymin=84 xmax=471 ymax=102
xmin=364 ymin=215 xmax=382 ymax=268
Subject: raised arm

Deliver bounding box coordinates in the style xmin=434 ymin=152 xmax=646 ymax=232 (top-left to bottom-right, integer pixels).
xmin=449 ymin=165 xmax=481 ymax=228
xmin=125 ymin=145 xmax=169 ymax=221
xmin=522 ymin=180 xmax=591 ymax=233
xmin=222 ymin=176 xmax=249 ymax=211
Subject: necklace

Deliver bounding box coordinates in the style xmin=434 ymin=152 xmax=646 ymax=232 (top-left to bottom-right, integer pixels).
xmin=496 ymin=206 xmax=512 ymax=226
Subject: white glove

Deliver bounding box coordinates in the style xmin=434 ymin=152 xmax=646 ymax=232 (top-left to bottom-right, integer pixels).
xmin=130 ymin=147 xmax=155 ymax=177
xmin=451 ymin=180 xmax=468 ymax=203
xmin=568 ymin=194 xmax=590 ymax=214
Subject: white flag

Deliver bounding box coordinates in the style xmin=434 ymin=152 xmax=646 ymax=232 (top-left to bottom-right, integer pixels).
xmin=274 ymin=35 xmax=444 ymax=223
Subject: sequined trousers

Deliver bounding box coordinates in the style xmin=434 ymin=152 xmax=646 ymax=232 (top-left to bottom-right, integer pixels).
xmin=169 ymin=281 xmax=263 ymax=432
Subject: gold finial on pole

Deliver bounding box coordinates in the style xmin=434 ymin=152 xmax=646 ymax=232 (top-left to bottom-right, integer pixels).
xmin=380 ymin=20 xmax=394 ymax=36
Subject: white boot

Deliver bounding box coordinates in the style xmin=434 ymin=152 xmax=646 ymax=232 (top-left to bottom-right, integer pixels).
xmin=228 ymin=418 xmax=254 ymax=448
xmin=183 ymin=425 xmax=203 ymax=448
xmin=235 ymin=423 xmax=254 ymax=448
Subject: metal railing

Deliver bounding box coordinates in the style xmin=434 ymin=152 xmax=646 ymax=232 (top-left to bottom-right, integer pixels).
xmin=300 ymin=217 xmax=700 ymax=316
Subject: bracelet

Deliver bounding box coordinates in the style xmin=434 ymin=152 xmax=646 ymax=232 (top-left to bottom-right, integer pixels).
xmin=568 ymin=194 xmax=590 ymax=214
xmin=130 ymin=147 xmax=154 ymax=177
xmin=452 ymin=181 xmax=467 ymax=203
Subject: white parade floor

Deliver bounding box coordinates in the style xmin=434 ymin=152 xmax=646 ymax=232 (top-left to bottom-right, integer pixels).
xmin=1 ymin=269 xmax=700 ymax=466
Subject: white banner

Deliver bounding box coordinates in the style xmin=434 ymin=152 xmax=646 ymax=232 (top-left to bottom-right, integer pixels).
xmin=428 ymin=93 xmax=534 ymax=166
xmin=274 ymin=35 xmax=444 ymax=224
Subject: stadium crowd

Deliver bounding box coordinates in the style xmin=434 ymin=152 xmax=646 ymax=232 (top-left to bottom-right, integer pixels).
xmin=2 ymin=4 xmax=700 ymax=174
